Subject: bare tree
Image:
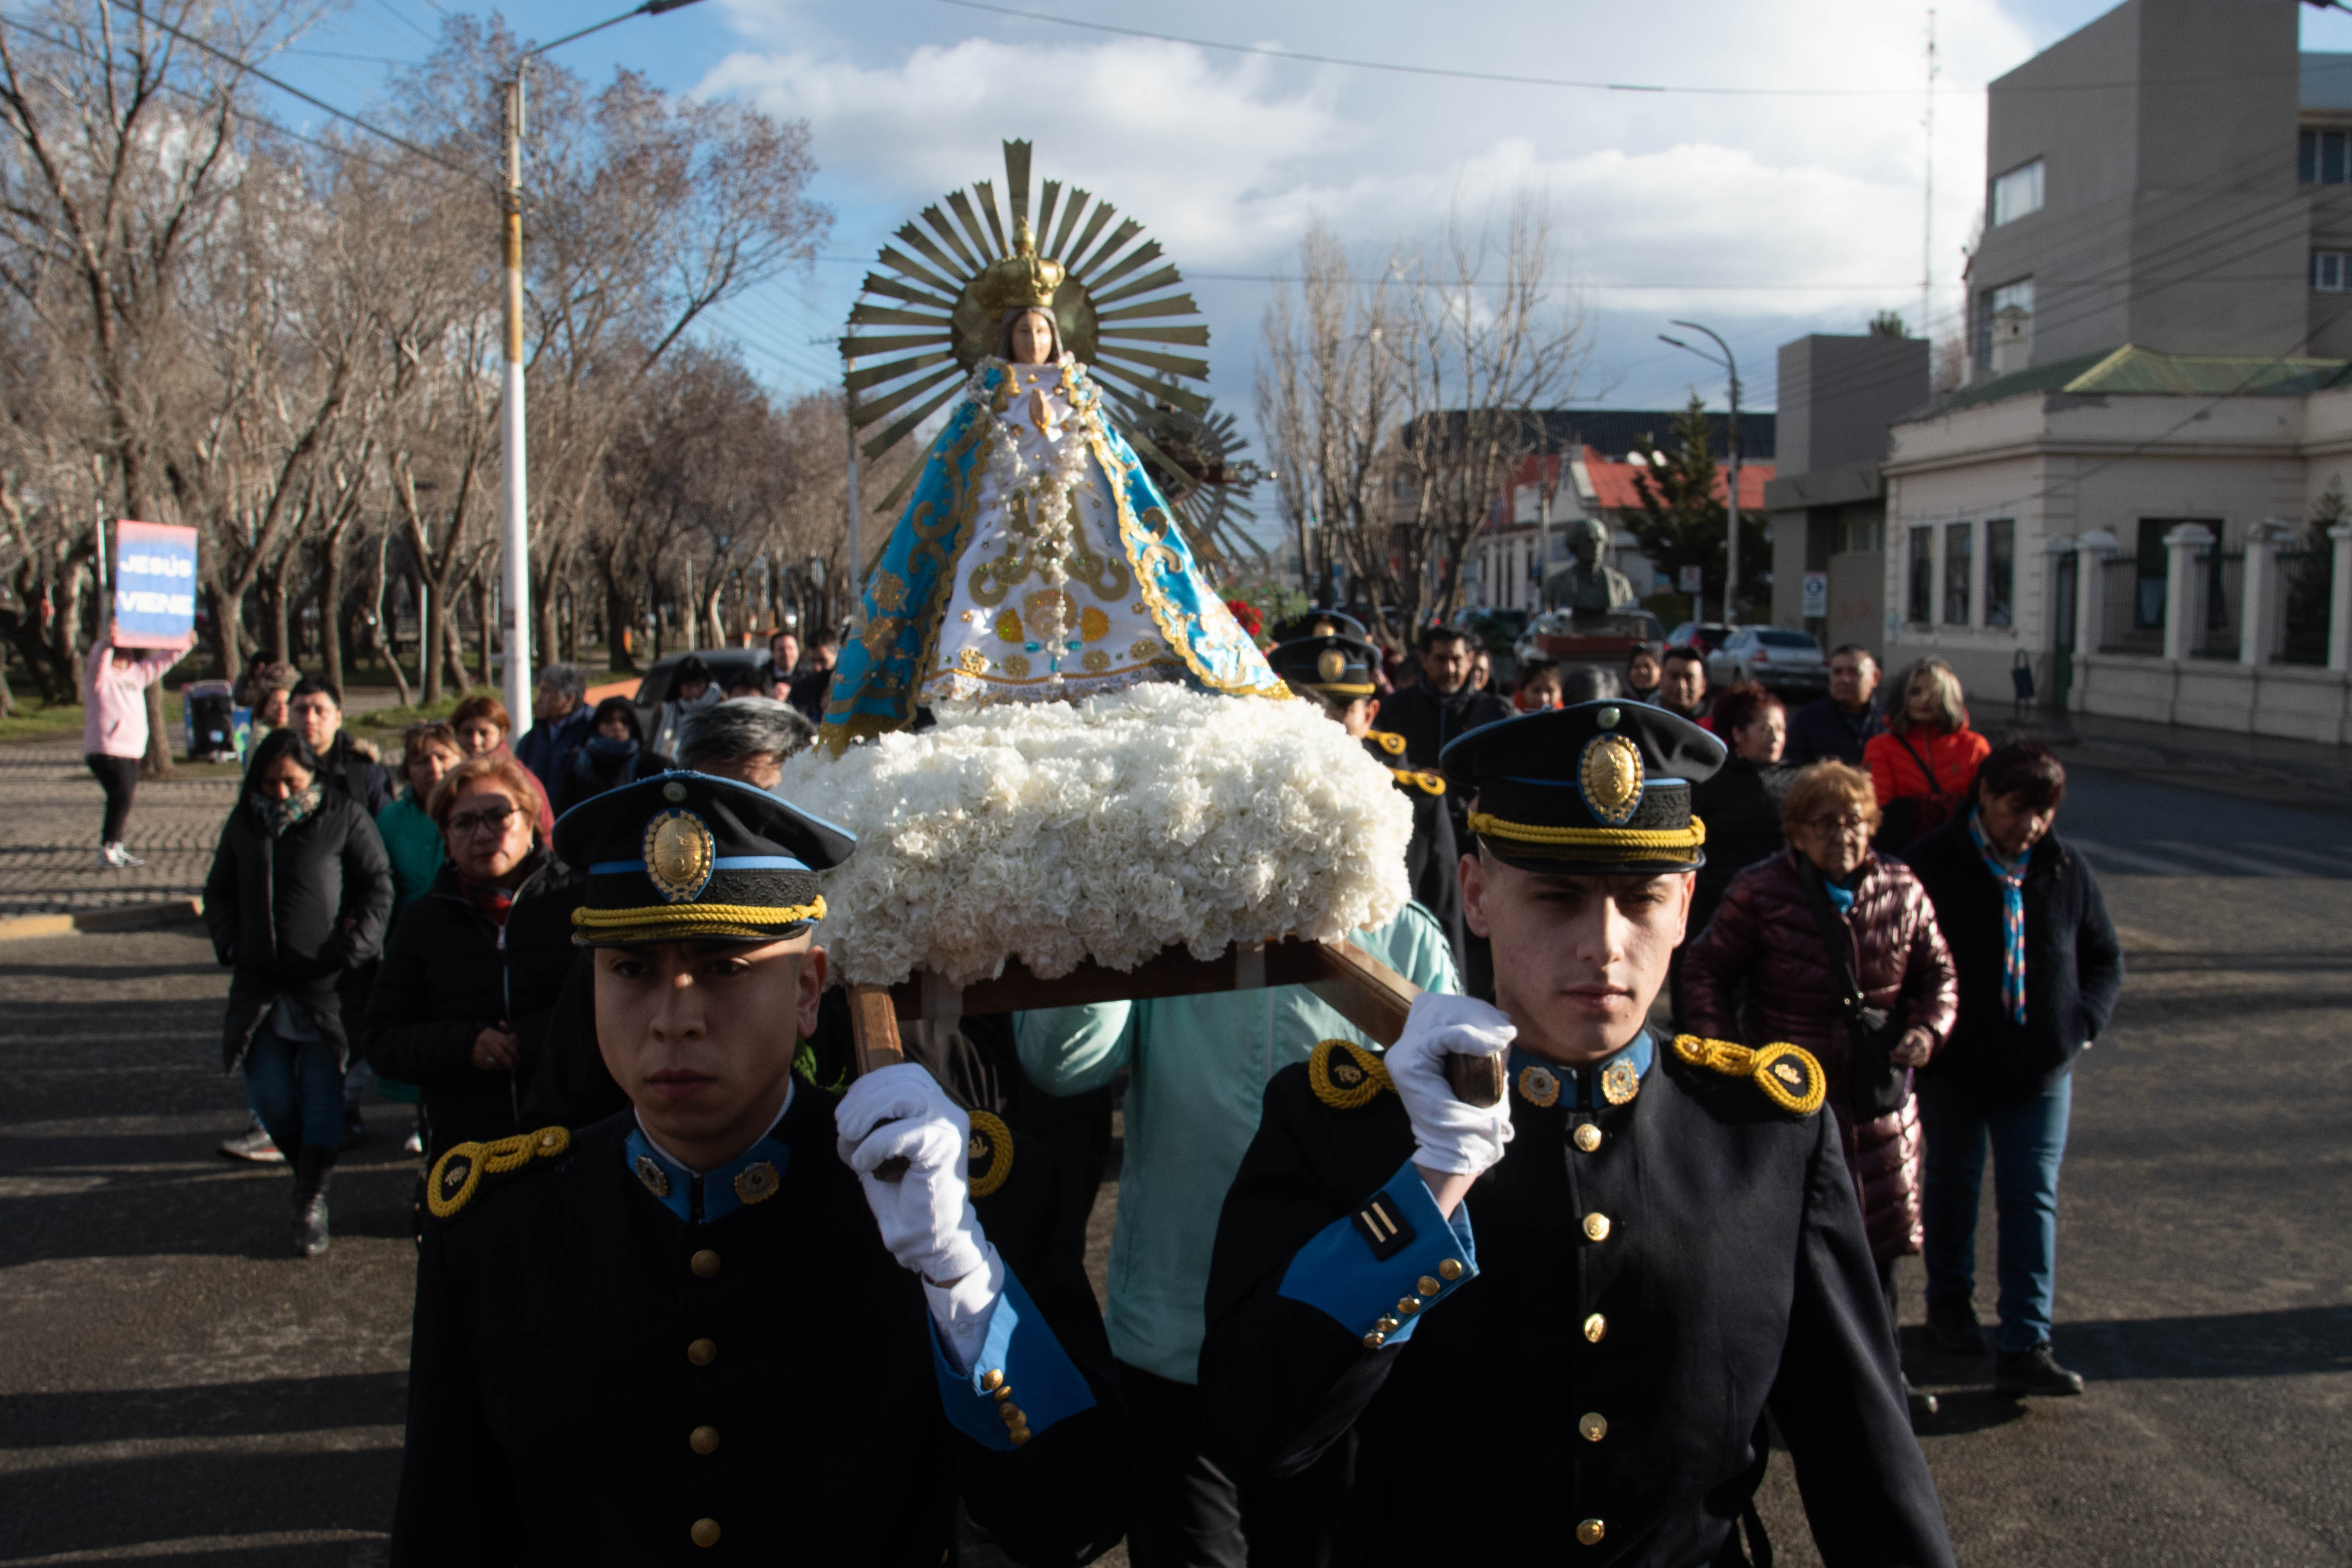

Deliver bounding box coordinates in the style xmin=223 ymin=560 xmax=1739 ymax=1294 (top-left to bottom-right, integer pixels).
xmin=1383 ymin=190 xmax=1585 ymax=642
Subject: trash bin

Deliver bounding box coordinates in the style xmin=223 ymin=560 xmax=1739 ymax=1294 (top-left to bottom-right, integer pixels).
xmin=183 ymin=680 xmax=237 ymax=762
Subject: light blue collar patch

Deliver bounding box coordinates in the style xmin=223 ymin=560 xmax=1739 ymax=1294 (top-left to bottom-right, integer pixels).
xmin=625 ymin=1126 xmax=792 ymax=1225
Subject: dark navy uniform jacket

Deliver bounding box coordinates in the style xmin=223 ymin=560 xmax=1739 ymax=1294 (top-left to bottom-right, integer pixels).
xmin=1199 ymin=1037 xmax=1955 ymax=1568
xmin=391 ymin=1080 xmax=1127 ymax=1565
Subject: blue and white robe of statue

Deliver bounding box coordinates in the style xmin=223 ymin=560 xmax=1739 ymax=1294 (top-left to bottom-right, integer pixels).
xmin=819 ymin=357 xmax=1285 ymax=751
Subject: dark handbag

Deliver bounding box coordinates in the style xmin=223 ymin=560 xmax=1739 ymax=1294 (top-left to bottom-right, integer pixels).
xmin=1797 ymin=860 xmax=1912 ymax=1121
xmin=1875 ymin=730 xmax=1959 ymax=852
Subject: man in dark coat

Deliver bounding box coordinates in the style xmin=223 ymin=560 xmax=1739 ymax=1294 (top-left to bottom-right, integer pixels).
xmin=1266 ymin=631 xmax=1465 ymax=969
xmin=1198 ymin=701 xmax=1953 ymax=1567
xmin=1903 ymin=741 xmax=2123 ymax=1399
xmin=1789 ymin=645 xmax=1887 ymax=766
xmin=287 ymin=678 xmax=394 ymax=815
xmin=392 ymin=772 xmax=1128 ymax=1565
xmin=1376 ymin=624 xmax=1512 ymax=773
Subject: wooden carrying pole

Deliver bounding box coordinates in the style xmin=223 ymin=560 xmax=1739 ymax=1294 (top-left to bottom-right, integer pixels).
xmin=846 ymin=936 xmax=1503 ymax=1106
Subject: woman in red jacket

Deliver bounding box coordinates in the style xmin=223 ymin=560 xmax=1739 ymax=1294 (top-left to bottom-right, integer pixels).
xmin=1682 ymin=760 xmax=1958 ymax=1418
xmin=1864 ymin=656 xmax=1990 ymax=851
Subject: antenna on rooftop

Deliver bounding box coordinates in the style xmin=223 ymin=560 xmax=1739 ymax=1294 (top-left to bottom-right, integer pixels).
xmin=1922 ymin=7 xmax=1938 ymax=335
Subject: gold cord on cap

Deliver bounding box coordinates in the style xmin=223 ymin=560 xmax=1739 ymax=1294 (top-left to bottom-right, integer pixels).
xmin=1467 ymin=813 xmax=1706 ymax=861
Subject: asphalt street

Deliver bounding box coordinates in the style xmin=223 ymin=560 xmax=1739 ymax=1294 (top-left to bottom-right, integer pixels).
xmin=0 ymin=760 xmax=2347 ymax=1565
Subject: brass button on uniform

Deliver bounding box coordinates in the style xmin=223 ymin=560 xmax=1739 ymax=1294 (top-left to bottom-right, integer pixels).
xmin=690 ymin=1424 xmax=721 ymax=1455
xmin=686 ymin=1338 xmax=717 ymax=1366
xmin=993 ymin=1384 xmax=1015 ymax=1402
xmin=999 ymin=1403 xmax=1025 ymax=1427
xmin=1583 ymin=1313 xmax=1607 ymax=1343
xmin=1438 ymin=1258 xmax=1465 ymax=1280
xmin=1582 ymin=1212 xmax=1611 ymax=1242
xmin=1362 ymin=1330 xmax=1386 ymax=1349
xmin=1416 ymin=1276 xmax=1442 ymax=1297
xmin=691 ymin=1517 xmax=722 ymax=1548
xmin=1010 ymin=1428 xmax=1031 ymax=1447
xmin=690 ymin=1249 xmax=721 ymax=1279
xmin=1579 ymin=1412 xmax=1607 ymax=1442
xmin=1375 ymin=1315 xmax=1399 ymax=1334
xmin=1395 ymin=1297 xmax=1419 ymax=1317
xmin=1577 ymin=1518 xmax=1605 ymax=1546
xmin=980 ymin=1368 xmax=1005 ymax=1392
xmin=1573 ymin=1123 xmax=1603 ymax=1153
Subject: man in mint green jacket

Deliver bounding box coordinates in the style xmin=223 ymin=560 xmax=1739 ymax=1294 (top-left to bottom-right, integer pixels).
xmin=1017 ymin=902 xmax=1459 ymax=1565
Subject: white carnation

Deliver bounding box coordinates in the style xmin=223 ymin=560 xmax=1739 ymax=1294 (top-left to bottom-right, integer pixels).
xmin=778 ymin=684 xmax=1415 ymax=986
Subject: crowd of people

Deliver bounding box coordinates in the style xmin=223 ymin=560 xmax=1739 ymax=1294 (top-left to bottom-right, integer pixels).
xmin=114 ymin=607 xmax=2124 ymax=1564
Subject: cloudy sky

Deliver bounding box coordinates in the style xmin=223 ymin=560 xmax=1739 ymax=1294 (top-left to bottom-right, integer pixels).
xmin=273 ymin=0 xmax=2352 ymax=453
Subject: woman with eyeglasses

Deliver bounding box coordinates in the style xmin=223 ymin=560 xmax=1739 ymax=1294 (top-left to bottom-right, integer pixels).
xmin=202 ymin=727 xmax=394 ymax=1256
xmin=362 ymin=754 xmax=555 ymax=1162
xmin=1680 ymin=760 xmax=1958 ymax=1420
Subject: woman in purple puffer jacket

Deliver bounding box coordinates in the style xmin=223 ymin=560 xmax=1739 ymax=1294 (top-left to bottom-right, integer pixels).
xmin=1682 ymin=760 xmax=1958 ymax=1412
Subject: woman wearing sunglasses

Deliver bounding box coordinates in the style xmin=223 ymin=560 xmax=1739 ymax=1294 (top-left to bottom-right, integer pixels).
xmin=362 ymin=754 xmax=553 ymax=1164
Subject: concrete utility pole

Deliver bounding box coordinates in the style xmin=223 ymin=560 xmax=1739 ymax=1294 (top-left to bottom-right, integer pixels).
xmin=497 ymin=0 xmax=706 ymax=727
xmin=1659 ymin=321 xmax=1742 ymax=625
xmin=844 ymin=386 xmax=861 ymax=632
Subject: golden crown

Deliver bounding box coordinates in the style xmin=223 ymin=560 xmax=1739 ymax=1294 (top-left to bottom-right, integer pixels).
xmin=976 ymin=220 xmax=1066 ymax=313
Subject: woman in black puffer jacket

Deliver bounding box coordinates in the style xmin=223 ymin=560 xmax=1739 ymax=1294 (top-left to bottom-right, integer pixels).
xmin=203 ymin=727 xmax=394 ymax=1258
xmin=363 ymin=753 xmax=560 ymax=1163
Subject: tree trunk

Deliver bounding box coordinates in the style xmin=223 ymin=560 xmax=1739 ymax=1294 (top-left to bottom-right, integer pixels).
xmin=203 ymin=577 xmax=243 ymax=691
xmin=605 ymin=579 xmax=637 ymax=673
xmin=421 ymin=580 xmax=446 ymax=706
xmin=318 ymin=542 xmax=346 ymax=697
xmin=141 ymin=680 xmax=172 ymax=779
xmin=474 ymin=576 xmax=494 ymax=691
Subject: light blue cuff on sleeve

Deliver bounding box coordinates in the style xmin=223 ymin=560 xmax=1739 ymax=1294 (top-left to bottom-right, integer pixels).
xmin=930 ymin=1268 xmax=1097 ymax=1451
xmin=1275 ymin=1157 xmax=1478 ymax=1348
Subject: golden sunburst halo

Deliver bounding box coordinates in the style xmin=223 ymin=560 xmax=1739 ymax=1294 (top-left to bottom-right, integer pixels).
xmin=842 ymin=139 xmax=1219 ymax=527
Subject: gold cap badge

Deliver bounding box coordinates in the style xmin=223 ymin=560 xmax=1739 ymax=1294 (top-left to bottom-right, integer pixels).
xmin=643 ymin=809 xmax=716 ymax=904
xmin=1578 ymin=733 xmax=1645 ymax=827
xmin=1317 ymin=647 xmax=1348 ymax=684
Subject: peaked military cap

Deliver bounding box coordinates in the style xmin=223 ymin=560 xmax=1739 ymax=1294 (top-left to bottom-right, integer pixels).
xmin=553 ymin=770 xmax=857 ymax=946
xmin=1270 ymin=609 xmax=1370 ymax=643
xmin=1440 ymin=699 xmax=1725 ymax=874
xmin=1267 ymin=632 xmax=1380 ymax=697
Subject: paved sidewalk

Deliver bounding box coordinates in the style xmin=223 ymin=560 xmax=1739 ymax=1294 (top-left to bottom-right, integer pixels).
xmin=1990 ymin=708 xmax=2352 ymax=810
xmin=0 ymin=693 xmax=405 ymax=920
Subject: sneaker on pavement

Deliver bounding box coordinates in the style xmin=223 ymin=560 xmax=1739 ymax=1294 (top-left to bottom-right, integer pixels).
xmin=1995 ymin=1341 xmax=2086 ymax=1397
xmin=341 ymin=1105 xmax=367 ymax=1150
xmin=114 ymin=846 xmax=145 ymax=867
xmin=218 ymin=1124 xmax=286 ymax=1163
xmin=1927 ymin=1294 xmax=1987 ymax=1354
xmin=97 ymin=843 xmax=122 ymax=868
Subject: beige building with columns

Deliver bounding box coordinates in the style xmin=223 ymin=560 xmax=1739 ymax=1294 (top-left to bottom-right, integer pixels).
xmin=1881 ymin=346 xmax=2352 ymax=741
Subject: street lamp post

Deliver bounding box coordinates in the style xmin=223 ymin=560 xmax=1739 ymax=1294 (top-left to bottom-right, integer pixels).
xmin=1658 ymin=321 xmax=1742 ymax=626
xmin=498 ymin=0 xmax=706 ymax=731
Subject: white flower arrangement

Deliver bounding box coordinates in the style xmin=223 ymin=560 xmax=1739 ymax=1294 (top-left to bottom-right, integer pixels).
xmin=777 ymin=682 xmax=1413 ymax=987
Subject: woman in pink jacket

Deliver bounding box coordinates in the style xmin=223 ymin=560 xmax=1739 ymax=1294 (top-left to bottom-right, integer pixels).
xmin=83 ymin=623 xmax=195 ymax=867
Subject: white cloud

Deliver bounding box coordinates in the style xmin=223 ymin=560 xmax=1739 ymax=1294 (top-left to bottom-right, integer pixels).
xmin=695 ymin=0 xmax=2053 ymax=420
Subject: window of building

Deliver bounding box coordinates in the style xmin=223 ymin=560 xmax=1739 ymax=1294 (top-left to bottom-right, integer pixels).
xmin=2301 ymin=127 xmax=2351 ymax=185
xmin=1907 ymin=526 xmax=1934 ymax=625
xmin=1944 ymin=522 xmax=1974 ymax=626
xmin=1985 ymin=519 xmax=2015 ymax=629
xmin=1839 ymin=517 xmax=1882 ymax=554
xmin=2316 ymin=251 xmax=2351 ymax=293
xmin=1991 ymin=158 xmax=2045 ymax=225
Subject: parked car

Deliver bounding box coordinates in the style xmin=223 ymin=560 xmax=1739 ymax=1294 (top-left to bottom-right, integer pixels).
xmin=629 ymin=648 xmax=770 ymax=735
xmin=1664 ymin=621 xmax=1734 ymax=655
xmin=1705 ymin=626 xmax=1827 ymax=695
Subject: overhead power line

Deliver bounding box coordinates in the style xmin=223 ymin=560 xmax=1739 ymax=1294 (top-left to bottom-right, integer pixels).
xmin=95 ymin=0 xmax=485 ymax=182
xmin=930 ymin=0 xmax=2352 ymax=99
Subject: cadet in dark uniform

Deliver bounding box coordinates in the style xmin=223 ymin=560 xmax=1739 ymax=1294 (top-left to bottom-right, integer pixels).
xmin=392 ymin=772 xmax=1127 ymax=1565
xmin=1266 ymin=630 xmax=1465 ymax=967
xmin=1198 ymin=702 xmax=1953 ymax=1566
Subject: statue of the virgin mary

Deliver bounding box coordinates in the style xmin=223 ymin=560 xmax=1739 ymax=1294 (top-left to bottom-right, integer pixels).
xmin=819 ymin=145 xmax=1285 ymax=751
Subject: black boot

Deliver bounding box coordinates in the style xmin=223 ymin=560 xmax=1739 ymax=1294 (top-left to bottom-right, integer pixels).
xmin=1995 ymin=1340 xmax=2085 ymax=1397
xmin=292 ymin=1145 xmax=336 ymax=1258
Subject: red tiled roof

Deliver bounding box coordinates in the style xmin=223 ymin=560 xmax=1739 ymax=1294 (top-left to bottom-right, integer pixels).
xmin=1582 ymin=444 xmax=1771 ymax=513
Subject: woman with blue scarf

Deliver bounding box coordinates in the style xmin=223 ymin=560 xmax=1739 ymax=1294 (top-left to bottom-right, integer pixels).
xmin=1904 ymin=741 xmax=2123 ymax=1400
xmin=202 ymin=727 xmax=394 ymax=1256
xmin=553 ymin=697 xmax=671 ymax=817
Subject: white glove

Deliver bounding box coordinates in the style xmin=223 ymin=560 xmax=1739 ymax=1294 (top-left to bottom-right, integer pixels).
xmin=836 ymin=1063 xmax=990 ymax=1287
xmin=1384 ymin=993 xmax=1518 ymax=1179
